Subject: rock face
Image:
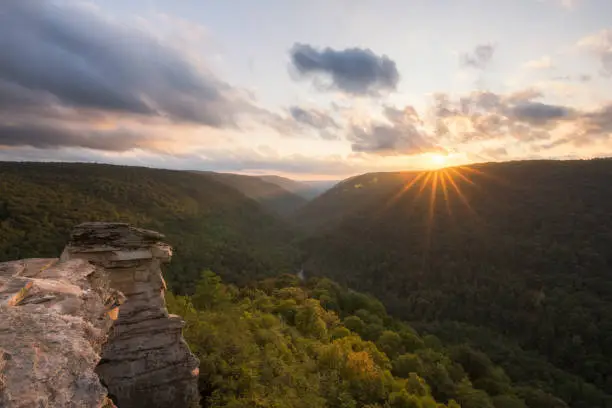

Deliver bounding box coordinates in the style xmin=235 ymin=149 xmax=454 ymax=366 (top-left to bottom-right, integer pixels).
xmin=0 ymin=257 xmax=122 ymax=408
xmin=61 ymin=222 xmax=200 ymax=408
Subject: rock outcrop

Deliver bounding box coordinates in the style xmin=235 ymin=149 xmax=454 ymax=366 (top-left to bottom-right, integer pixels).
xmin=0 ymin=257 xmax=123 ymax=408
xmin=61 ymin=222 xmax=200 ymax=408
xmin=0 ymin=222 xmax=199 ymax=408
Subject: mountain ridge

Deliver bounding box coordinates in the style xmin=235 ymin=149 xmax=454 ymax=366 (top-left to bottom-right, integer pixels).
xmin=297 ymin=158 xmax=612 ymax=407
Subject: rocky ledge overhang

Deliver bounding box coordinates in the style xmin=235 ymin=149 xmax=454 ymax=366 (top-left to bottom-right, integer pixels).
xmin=0 ymin=222 xmax=200 ymax=408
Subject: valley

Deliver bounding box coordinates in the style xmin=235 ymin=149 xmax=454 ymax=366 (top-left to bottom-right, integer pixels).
xmin=1 ymin=159 xmax=611 ymax=407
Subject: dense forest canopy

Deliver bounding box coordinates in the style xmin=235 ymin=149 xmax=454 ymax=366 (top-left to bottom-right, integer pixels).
xmin=169 ymin=271 xmax=575 ymax=408
xmin=0 ymin=162 xmax=300 ymax=293
xmin=297 ymin=158 xmax=612 ymax=407
xmin=2 ymin=159 xmax=612 ymax=407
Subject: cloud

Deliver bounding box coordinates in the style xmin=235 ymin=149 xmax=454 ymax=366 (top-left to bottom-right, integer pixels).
xmin=0 ymin=145 xmax=369 ymax=178
xmin=581 ymin=102 xmax=612 ymax=135
xmin=480 ymin=146 xmax=508 ymax=158
xmin=0 ymin=0 xmax=260 ymax=128
xmin=0 ymin=123 xmax=148 ymax=152
xmin=523 ymin=55 xmax=554 ymax=70
xmin=348 ymin=106 xmax=445 ymax=156
xmin=577 ymin=29 xmax=612 ymax=77
xmin=290 ymin=106 xmax=338 ymax=129
xmin=460 ymin=44 xmax=495 ymax=69
xmin=429 ymin=89 xmax=611 ymax=149
xmin=289 ymin=106 xmax=340 ymax=140
xmin=511 ymin=102 xmax=573 ymax=124
xmin=289 ymin=43 xmax=400 ymax=95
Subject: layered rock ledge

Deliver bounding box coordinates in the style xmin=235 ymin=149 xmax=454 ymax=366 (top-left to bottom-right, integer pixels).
xmin=0 ymin=222 xmax=200 ymax=408
xmin=0 ymin=258 xmax=122 ymax=407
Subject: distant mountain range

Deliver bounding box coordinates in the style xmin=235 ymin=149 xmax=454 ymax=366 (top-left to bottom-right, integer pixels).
xmin=198 ymin=172 xmax=339 ymax=216
xmin=258 ymin=175 xmax=339 ymax=200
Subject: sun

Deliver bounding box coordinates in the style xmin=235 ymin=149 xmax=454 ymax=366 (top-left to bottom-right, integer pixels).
xmin=429 ymin=153 xmax=448 ymax=168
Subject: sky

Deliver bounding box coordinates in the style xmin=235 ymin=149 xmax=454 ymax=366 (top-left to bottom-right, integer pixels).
xmin=1 ymin=0 xmax=611 ymax=180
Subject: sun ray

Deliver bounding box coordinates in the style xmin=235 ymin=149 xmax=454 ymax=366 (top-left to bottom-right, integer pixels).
xmin=439 ymin=170 xmax=452 ymax=218
xmin=449 ymin=167 xmax=476 ymax=186
xmin=418 ymin=172 xmax=433 ymax=195
xmin=422 ymin=171 xmax=439 ymax=270
xmin=428 ymin=171 xmax=439 ymax=226
xmin=461 ymin=165 xmax=512 ymax=188
xmin=380 ymin=171 xmax=427 ymax=212
xmin=373 ymin=171 xmax=428 ymax=223
xmin=374 ymin=164 xmax=495 ymax=232
xmin=446 ymin=169 xmax=477 ymax=217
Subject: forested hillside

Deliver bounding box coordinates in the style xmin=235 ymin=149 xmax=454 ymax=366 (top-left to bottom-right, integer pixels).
xmin=169 ymin=272 xmax=573 ymax=408
xmin=200 ymin=172 xmax=308 ymax=217
xmin=297 ymin=158 xmax=612 ymax=407
xmin=0 ymin=162 xmax=300 ymax=293
xmin=3 ymin=159 xmax=612 ymax=407
xmin=259 ymin=175 xmax=339 ymax=200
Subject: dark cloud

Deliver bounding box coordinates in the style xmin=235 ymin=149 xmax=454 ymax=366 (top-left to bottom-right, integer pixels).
xmin=289 ymin=106 xmax=339 ymax=129
xmin=582 ymin=103 xmax=612 ymax=135
xmin=348 ymin=106 xmax=444 ymax=156
xmin=0 ymin=0 xmax=250 ymax=127
xmin=460 ymin=44 xmax=495 ymax=69
xmin=289 ymin=106 xmax=340 ymax=140
xmin=511 ymin=102 xmax=573 ymax=124
xmin=0 ymin=123 xmax=150 ymax=152
xmin=289 ymin=43 xmax=400 ymax=95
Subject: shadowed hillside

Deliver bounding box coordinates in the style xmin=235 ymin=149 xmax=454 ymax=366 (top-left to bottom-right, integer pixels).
xmin=0 ymin=162 xmax=300 ymax=293
xmin=260 ymin=175 xmax=339 ymax=200
xmin=297 ymin=158 xmax=612 ymax=407
xmin=199 ymin=172 xmax=308 ymax=217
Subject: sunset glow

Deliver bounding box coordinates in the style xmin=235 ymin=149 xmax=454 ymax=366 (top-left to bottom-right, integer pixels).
xmin=0 ymin=1 xmax=611 ymax=179
xmin=429 ymin=154 xmax=448 ymax=169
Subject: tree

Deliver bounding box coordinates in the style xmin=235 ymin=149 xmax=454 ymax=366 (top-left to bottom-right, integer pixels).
xmin=377 ymin=330 xmax=404 ymax=358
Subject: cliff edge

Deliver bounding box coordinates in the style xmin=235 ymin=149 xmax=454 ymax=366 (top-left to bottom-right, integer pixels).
xmin=0 ymin=222 xmax=199 ymax=408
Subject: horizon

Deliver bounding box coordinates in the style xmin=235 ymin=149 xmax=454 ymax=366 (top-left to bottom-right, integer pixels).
xmin=1 ymin=0 xmax=611 ymax=179
xmin=2 ymin=155 xmax=610 ymax=183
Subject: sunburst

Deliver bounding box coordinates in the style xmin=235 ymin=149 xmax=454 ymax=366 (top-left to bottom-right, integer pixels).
xmin=378 ymin=165 xmax=489 ymax=267
xmin=383 ymin=166 xmax=481 ymax=216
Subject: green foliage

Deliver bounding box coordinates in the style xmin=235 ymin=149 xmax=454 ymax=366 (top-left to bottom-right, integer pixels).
xmin=169 ymin=273 xmax=551 ymax=407
xmin=0 ymin=162 xmax=300 ymax=293
xmin=393 ymin=354 xmax=424 ymax=378
xmin=200 ymin=171 xmax=308 ymax=217
xmin=297 ymin=159 xmax=612 ymax=407
xmin=377 ymin=330 xmax=403 ymax=359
